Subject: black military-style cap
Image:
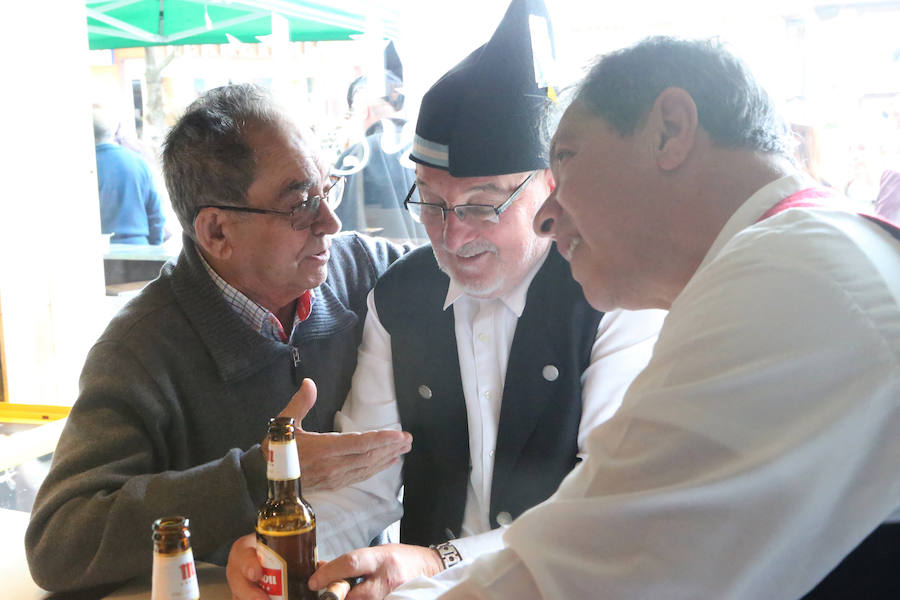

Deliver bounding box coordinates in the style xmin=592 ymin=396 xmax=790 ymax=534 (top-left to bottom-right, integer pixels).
xmin=410 ymin=0 xmax=557 ymax=177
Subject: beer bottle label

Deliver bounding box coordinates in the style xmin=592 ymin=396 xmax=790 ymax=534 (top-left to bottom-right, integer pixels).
xmin=267 ymin=440 xmax=301 ymax=480
xmin=151 ymin=548 xmax=200 ymax=600
xmin=256 ymin=539 xmax=288 ymax=599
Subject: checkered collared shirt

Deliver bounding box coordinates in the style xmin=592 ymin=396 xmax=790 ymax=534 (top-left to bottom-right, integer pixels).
xmin=199 ymin=254 xmax=313 ymax=343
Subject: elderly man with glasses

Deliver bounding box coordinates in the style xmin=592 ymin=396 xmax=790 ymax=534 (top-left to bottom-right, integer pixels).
xmin=225 ymin=2 xmax=664 ymax=600
xmin=25 ymin=83 xmax=413 ymax=595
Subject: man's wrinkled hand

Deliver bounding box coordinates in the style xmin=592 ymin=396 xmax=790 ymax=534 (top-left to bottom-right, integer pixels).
xmin=273 ymin=378 xmax=412 ymax=491
xmin=308 ymin=544 xmax=445 ymax=600
xmin=225 ymin=533 xmax=268 ymax=600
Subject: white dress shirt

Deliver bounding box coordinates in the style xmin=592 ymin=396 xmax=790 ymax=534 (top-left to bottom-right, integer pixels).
xmin=308 ymin=249 xmax=666 ymax=561
xmin=387 ymin=175 xmax=900 ymax=599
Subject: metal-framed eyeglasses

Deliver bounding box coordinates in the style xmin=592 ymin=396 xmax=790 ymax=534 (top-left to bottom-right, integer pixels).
xmin=403 ymin=171 xmax=537 ymax=226
xmin=195 ymin=174 xmax=345 ymax=231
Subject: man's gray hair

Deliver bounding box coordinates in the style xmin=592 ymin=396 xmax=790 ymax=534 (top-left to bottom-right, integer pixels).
xmin=92 ymin=107 xmax=117 ymax=144
xmin=575 ymin=37 xmax=791 ymax=156
xmin=162 ymin=83 xmax=286 ymax=239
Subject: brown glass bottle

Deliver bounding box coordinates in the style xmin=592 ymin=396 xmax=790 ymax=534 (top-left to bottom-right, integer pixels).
xmin=151 ymin=516 xmax=200 ymax=600
xmin=256 ymin=417 xmax=318 ymax=600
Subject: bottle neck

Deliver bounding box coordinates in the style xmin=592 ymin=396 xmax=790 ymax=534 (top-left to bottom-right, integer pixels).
xmin=154 ymin=536 xmax=190 ymax=555
xmin=267 ymin=477 xmax=303 ymax=501
xmin=265 ymin=437 xmax=302 ymax=500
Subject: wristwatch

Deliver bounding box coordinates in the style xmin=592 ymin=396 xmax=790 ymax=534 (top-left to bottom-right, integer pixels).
xmin=429 ymin=541 xmax=463 ymax=570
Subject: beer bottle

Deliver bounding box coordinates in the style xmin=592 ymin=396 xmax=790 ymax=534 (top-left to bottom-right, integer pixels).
xmin=151 ymin=516 xmax=200 ymax=600
xmin=256 ymin=417 xmax=318 ymax=600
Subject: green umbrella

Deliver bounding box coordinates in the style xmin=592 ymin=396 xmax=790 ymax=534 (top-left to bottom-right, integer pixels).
xmin=86 ymin=0 xmax=402 ymax=49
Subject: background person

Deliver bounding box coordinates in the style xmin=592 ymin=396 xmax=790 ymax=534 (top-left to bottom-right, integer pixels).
xmin=93 ymin=106 xmax=166 ymax=244
xmin=26 ymin=84 xmax=411 ymax=594
xmin=874 ymin=168 xmax=900 ymax=222
xmin=334 ymin=61 xmax=424 ymax=242
xmin=386 ymin=35 xmax=900 ymax=600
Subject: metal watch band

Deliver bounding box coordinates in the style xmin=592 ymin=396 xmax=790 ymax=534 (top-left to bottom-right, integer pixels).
xmin=429 ymin=541 xmax=462 ymax=570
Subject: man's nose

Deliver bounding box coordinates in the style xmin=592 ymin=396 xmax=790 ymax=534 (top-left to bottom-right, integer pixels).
xmin=534 ymin=190 xmax=561 ymax=237
xmin=311 ymin=200 xmax=341 ymax=235
xmin=441 ymin=209 xmax=478 ymax=252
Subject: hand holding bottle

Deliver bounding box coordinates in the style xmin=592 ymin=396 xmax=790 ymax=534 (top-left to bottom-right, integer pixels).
xmin=226 ymin=533 xmax=355 ymax=600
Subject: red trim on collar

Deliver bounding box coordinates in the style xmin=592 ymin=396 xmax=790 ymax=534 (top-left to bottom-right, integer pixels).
xmin=757 ymin=186 xmax=900 ymax=235
xmin=757 ymin=187 xmax=836 ymax=221
xmin=297 ymin=289 xmax=313 ymax=322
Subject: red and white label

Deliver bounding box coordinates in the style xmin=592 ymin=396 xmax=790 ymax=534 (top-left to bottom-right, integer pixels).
xmin=151 ymin=549 xmax=200 ymax=600
xmin=256 ymin=541 xmax=287 ymax=599
xmin=267 ymin=440 xmax=301 ymax=481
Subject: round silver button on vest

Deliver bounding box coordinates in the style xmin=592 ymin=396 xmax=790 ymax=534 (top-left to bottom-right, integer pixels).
xmin=418 ymin=385 xmax=433 ymax=400
xmin=496 ymin=511 xmax=513 ymax=527
xmin=542 ymin=365 xmax=559 ymax=381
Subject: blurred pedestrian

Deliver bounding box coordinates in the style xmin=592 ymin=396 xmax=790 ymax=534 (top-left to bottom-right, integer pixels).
xmin=93 ymin=107 xmax=166 ymax=245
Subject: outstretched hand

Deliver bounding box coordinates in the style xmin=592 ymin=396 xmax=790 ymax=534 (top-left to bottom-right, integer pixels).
xmin=308 ymin=544 xmax=444 ymax=600
xmin=267 ymin=378 xmax=412 ymax=491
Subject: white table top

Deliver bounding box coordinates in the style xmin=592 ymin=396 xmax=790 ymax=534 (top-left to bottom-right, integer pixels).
xmin=1 ymin=508 xmax=49 ymax=600
xmin=104 ymin=239 xmax=181 ymax=262
xmin=1 ymin=508 xmax=230 ymax=599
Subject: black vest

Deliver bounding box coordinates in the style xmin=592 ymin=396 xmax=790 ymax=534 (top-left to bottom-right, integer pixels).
xmin=801 ymin=522 xmax=900 ymax=599
xmin=375 ymin=246 xmax=603 ymax=546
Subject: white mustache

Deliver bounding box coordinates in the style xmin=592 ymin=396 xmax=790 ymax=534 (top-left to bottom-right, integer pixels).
xmin=444 ymin=239 xmax=499 ymax=258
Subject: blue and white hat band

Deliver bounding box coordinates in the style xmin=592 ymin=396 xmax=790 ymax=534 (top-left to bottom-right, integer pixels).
xmin=411 ymin=134 xmax=449 ymax=168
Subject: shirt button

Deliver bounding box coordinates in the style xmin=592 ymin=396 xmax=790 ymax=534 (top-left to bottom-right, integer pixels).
xmin=489 ymin=450 xmax=495 ymax=458
xmin=477 ymin=332 xmax=488 ymax=343
xmin=418 ymin=385 xmax=433 ymax=400
xmin=483 ymin=391 xmax=492 ymax=399
xmin=496 ymin=511 xmax=513 ymax=527
xmin=542 ymin=365 xmax=559 ymax=381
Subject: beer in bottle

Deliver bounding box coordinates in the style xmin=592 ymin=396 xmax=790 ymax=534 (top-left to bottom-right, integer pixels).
xmin=151 ymin=516 xmax=200 ymax=600
xmin=256 ymin=417 xmax=318 ymax=600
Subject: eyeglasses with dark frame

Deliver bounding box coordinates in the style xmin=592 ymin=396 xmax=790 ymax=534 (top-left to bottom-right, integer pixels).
xmin=403 ymin=171 xmax=537 ymax=226
xmin=195 ymin=174 xmax=345 ymax=231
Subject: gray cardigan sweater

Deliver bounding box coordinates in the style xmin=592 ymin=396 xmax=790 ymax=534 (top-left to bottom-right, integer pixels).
xmin=25 ymin=233 xmax=404 ymax=593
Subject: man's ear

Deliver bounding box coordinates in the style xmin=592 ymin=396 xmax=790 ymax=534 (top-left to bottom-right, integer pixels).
xmin=651 ymin=87 xmax=698 ymax=171
xmin=193 ymin=208 xmax=233 ymax=260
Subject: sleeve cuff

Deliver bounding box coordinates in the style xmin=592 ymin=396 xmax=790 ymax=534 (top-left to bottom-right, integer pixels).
xmin=239 ymin=444 xmax=268 ymax=507
xmin=449 ymin=528 xmax=505 ymax=567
